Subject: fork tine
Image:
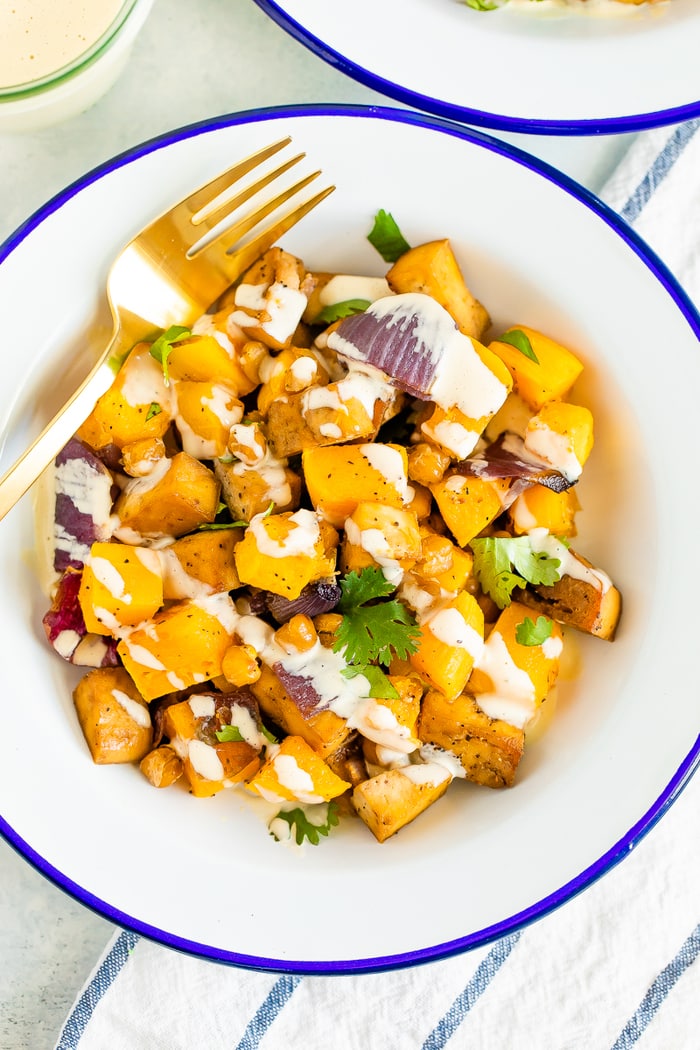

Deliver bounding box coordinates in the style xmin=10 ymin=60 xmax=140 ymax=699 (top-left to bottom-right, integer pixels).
xmin=190 ymin=152 xmax=306 ymax=234
xmin=179 ymin=137 xmax=292 ymax=218
xmin=188 ymin=170 xmax=324 ymax=260
xmin=193 ymin=183 xmax=336 ymax=288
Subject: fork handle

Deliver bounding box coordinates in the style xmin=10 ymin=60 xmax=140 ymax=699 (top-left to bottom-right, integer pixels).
xmin=0 ymin=329 xmax=127 ymax=523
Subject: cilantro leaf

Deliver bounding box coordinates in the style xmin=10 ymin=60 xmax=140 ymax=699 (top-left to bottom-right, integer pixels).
xmin=215 ymin=724 xmax=245 ymax=743
xmin=314 ymin=298 xmax=371 ymax=325
xmin=334 ymin=567 xmax=420 ymax=667
xmin=367 ymin=210 xmax=411 ymax=263
xmin=149 ymin=325 xmax=191 ymax=385
xmin=261 ymin=725 xmax=278 ymax=745
xmin=497 ymin=328 xmax=539 ymax=363
xmin=471 ymin=536 xmax=561 ymax=609
xmin=341 ymin=663 xmax=400 ymax=700
xmin=515 ymin=615 xmax=553 ymax=647
xmin=463 ymin=0 xmax=502 ymax=9
xmin=145 ymin=402 xmax=162 ymax=421
xmin=271 ymin=802 xmax=340 ymax=846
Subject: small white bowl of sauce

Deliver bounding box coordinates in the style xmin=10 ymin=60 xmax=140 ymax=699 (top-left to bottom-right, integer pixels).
xmin=0 ymin=0 xmax=154 ymax=132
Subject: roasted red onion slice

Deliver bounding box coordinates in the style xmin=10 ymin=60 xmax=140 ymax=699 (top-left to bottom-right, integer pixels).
xmin=271 ymin=664 xmax=323 ymax=716
xmin=261 ymin=580 xmax=341 ymax=624
xmin=456 ymin=433 xmax=574 ymax=494
xmin=51 ymin=437 xmax=115 ymax=573
xmin=42 ymin=570 xmax=118 ymax=668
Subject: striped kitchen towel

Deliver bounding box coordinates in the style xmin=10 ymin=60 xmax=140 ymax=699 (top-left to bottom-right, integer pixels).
xmin=54 ymin=122 xmax=700 ymax=1050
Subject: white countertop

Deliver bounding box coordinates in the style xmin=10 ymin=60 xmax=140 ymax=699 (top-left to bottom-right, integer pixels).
xmin=0 ymin=1 xmax=640 ymax=1047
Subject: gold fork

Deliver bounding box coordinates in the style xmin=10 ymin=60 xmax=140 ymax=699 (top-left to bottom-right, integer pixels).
xmin=0 ymin=137 xmax=334 ymax=522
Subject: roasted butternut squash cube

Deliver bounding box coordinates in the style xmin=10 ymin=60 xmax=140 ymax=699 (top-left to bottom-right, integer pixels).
xmin=488 ymin=327 xmax=584 ymax=411
xmin=417 ymin=689 xmax=524 ymax=788
xmin=509 ymin=484 xmax=580 ymax=538
xmin=410 ymin=591 xmax=484 ymax=700
xmin=250 ymin=665 xmax=351 ymax=760
xmin=352 ymin=764 xmax=451 ymax=843
xmin=173 ymin=380 xmax=242 ymax=459
xmin=346 ymin=675 xmax=423 ymax=754
xmin=386 ymin=239 xmax=490 ymax=341
xmin=247 ymin=735 xmax=351 ymax=804
xmin=77 ymin=344 xmax=172 ymax=451
xmin=303 ymin=443 xmax=410 ymax=528
xmin=160 ymin=527 xmax=243 ymax=599
xmin=468 ymin=601 xmax=563 ymax=728
xmin=117 ymin=593 xmax=238 ymax=701
xmin=78 ymin=541 xmax=163 ymax=636
xmin=523 ymin=401 xmax=594 ymax=482
xmin=234 ymin=509 xmax=337 ymax=600
xmin=430 ymin=473 xmax=509 ymax=547
xmin=167 ymin=333 xmax=251 ymax=390
xmin=114 ymin=452 xmax=220 ymax=537
xmin=73 ymin=666 xmax=152 ymax=764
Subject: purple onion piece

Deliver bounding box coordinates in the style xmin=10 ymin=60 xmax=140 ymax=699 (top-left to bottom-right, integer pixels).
xmin=42 ymin=570 xmax=118 ymax=667
xmin=328 ymin=297 xmax=439 ymax=399
xmin=263 ymin=579 xmax=341 ymax=624
xmin=455 ymin=434 xmax=573 ymax=494
xmin=272 ymin=664 xmax=323 ymax=716
xmin=53 ymin=437 xmax=115 ymax=573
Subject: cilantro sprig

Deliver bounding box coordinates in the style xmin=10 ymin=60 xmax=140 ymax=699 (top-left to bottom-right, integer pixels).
xmin=313 ymin=298 xmax=371 ymax=326
xmin=515 ymin=615 xmax=554 ymax=647
xmin=497 ymin=328 xmax=539 ymax=363
xmin=215 ymin=725 xmax=245 ymax=743
xmin=333 ymin=567 xmax=420 ymax=671
xmin=271 ymin=803 xmax=340 ymax=846
xmin=471 ymin=536 xmax=561 ymax=609
xmin=149 ymin=324 xmax=191 ymax=385
xmin=367 ymin=210 xmax=411 ymax=264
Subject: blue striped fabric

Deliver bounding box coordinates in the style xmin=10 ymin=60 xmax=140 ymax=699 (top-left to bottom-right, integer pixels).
xmin=610 ymin=924 xmax=700 ymax=1050
xmin=422 ymin=932 xmax=521 ymax=1050
xmin=55 ymin=930 xmax=139 ymax=1050
xmin=234 ymin=975 xmax=303 ymax=1050
xmin=619 ymin=119 xmax=700 ymax=224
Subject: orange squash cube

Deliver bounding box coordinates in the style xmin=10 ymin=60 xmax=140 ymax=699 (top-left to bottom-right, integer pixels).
xmin=410 ymin=591 xmax=484 ymax=700
xmin=78 ymin=542 xmax=163 ymax=637
xmin=247 ymin=735 xmax=351 ymax=804
xmin=488 ymin=326 xmax=584 ymax=411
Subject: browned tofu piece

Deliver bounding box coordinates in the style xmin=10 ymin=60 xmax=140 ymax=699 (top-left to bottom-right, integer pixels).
xmin=515 ymin=551 xmax=621 ymax=641
xmin=114 ymin=452 xmax=220 ymax=536
xmin=214 ymin=458 xmax=301 ymax=522
xmin=164 ymin=527 xmax=243 ymax=597
xmin=417 ymin=689 xmax=524 ymax=788
xmin=73 ymin=666 xmax=153 ymax=764
xmin=352 ymin=766 xmax=451 ymax=843
xmin=250 ymin=665 xmax=352 ymax=760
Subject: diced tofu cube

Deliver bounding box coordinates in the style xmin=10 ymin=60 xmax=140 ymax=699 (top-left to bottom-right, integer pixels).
xmin=352 ymin=764 xmax=451 ymax=842
xmin=417 ymin=689 xmax=524 ymax=788
xmin=73 ymin=666 xmax=152 ymax=764
xmin=114 ymin=452 xmax=220 ymax=537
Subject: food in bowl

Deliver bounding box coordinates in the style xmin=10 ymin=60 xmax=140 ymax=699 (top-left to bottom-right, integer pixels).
xmin=37 ymin=210 xmax=621 ymax=846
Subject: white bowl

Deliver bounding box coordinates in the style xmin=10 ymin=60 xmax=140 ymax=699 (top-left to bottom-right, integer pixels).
xmin=252 ymin=0 xmax=700 ymax=133
xmin=0 ymin=0 xmax=154 ymax=132
xmin=0 ymin=107 xmax=698 ymax=973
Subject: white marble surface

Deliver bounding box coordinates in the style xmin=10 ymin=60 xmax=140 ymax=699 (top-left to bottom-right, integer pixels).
xmin=0 ymin=1 xmax=639 ymax=1047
